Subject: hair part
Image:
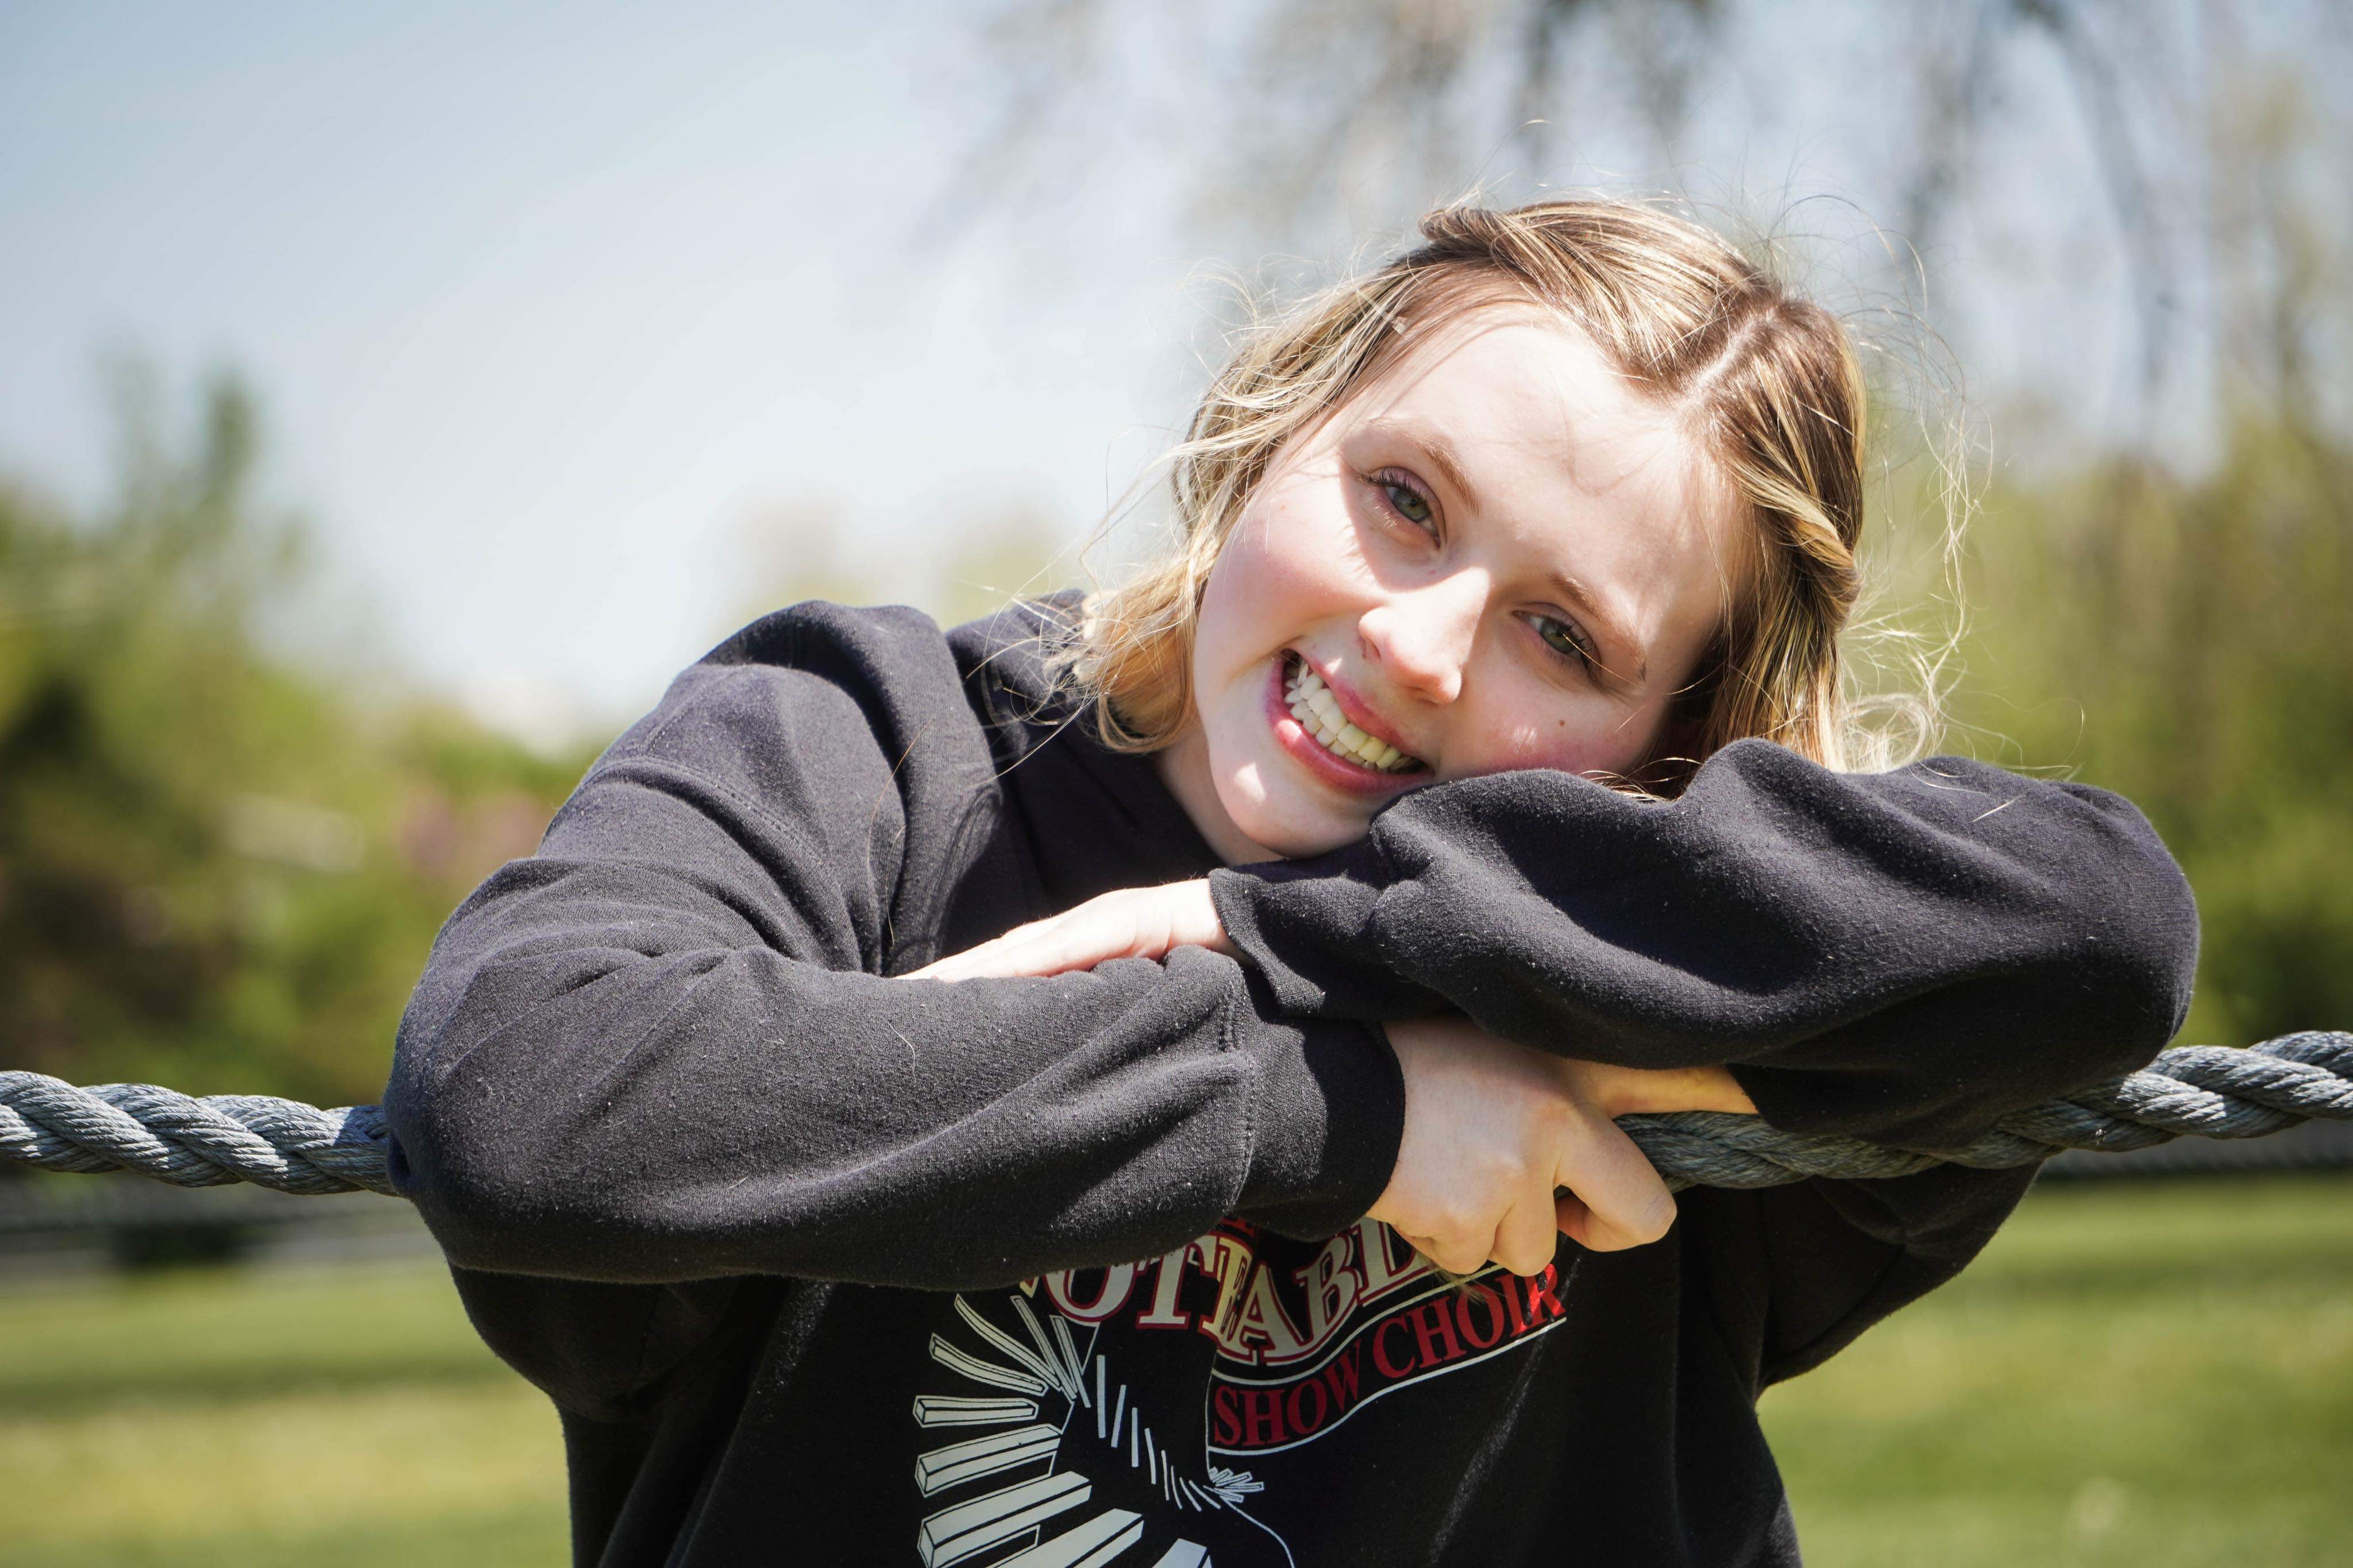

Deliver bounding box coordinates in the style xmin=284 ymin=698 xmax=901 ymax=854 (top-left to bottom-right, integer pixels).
xmin=1063 ymin=196 xmax=1892 ymax=787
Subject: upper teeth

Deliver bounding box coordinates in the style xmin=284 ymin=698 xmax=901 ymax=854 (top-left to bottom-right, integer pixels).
xmin=1284 ymin=661 xmax=1420 ymax=773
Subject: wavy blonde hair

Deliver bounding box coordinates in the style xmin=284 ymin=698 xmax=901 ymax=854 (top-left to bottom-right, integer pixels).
xmin=1064 ymin=196 xmax=1892 ymax=787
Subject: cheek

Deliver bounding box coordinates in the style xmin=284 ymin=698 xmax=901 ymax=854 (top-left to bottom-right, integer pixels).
xmin=1199 ymin=488 xmax=1369 ymax=659
xmin=1453 ymin=689 xmax=1668 ymax=780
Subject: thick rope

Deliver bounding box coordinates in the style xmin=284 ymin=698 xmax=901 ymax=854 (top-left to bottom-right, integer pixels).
xmin=3 ymin=1032 xmax=2349 ymax=1199
xmin=1628 ymin=1030 xmax=2353 ymax=1191
xmin=0 ymin=1079 xmax=396 ymax=1196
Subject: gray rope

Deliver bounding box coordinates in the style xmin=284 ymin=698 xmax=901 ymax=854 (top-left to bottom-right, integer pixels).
xmin=1625 ymin=1030 xmax=2353 ymax=1192
xmin=3 ymin=1031 xmax=2349 ymax=1199
xmin=0 ymin=1077 xmax=395 ymax=1196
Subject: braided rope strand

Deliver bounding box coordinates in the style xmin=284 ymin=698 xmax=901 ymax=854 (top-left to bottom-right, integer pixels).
xmin=3 ymin=1032 xmax=2348 ymax=1200
xmin=0 ymin=1076 xmax=396 ymax=1197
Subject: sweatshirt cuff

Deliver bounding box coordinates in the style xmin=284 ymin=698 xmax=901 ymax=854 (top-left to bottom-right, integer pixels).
xmin=1233 ymin=1011 xmax=1405 ymax=1240
xmin=1210 ymin=841 xmax=1423 ymax=1018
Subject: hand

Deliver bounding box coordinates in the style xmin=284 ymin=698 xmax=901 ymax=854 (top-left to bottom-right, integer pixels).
xmin=1559 ymin=1057 xmax=1758 ymax=1119
xmin=1370 ymin=1016 xmax=1708 ymax=1276
xmin=908 ymin=879 xmax=1233 ymax=981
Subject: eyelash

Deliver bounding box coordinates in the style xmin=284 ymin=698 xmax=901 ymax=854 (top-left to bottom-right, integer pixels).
xmin=1368 ymin=468 xmax=1438 ymax=536
xmin=1522 ymin=612 xmax=1600 ymax=675
xmin=1361 ymin=466 xmax=1601 ymax=678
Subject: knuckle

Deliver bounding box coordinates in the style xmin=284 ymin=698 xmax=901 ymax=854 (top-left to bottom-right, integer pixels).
xmin=1580 ymin=1225 xmax=1634 ymax=1254
xmin=1498 ymin=1242 xmax=1549 ymax=1276
xmin=1598 ymin=1201 xmax=1675 ymax=1252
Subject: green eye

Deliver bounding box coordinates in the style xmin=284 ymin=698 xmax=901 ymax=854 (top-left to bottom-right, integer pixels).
xmin=1385 ymin=482 xmax=1433 ymax=527
xmin=1532 ymin=615 xmax=1596 ymax=670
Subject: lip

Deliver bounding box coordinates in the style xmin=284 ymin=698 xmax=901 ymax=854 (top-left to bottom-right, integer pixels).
xmin=1295 ymin=652 xmax=1417 ymax=756
xmin=1262 ymin=654 xmax=1427 ymax=799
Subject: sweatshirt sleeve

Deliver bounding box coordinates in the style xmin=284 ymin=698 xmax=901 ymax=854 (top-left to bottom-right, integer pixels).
xmin=1207 ymin=738 xmax=2199 ymax=1150
xmin=384 ymin=606 xmax=1402 ymax=1292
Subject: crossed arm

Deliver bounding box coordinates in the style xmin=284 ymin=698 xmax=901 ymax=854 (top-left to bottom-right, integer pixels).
xmin=915 ymin=876 xmax=1755 ymax=1276
xmin=916 ymin=731 xmax=2200 ymax=1281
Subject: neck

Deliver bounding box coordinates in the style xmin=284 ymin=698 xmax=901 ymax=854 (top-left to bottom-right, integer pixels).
xmin=1153 ymin=720 xmax=1284 ymax=867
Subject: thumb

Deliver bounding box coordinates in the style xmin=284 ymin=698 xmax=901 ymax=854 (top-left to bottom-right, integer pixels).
xmin=1552 ymin=1114 xmax=1676 ymax=1253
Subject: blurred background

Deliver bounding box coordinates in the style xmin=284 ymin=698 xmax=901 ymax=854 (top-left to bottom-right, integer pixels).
xmin=1 ymin=2 xmax=2347 ymax=1563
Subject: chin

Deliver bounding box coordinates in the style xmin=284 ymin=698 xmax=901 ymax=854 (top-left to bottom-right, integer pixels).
xmin=1218 ymin=789 xmax=1364 ymax=862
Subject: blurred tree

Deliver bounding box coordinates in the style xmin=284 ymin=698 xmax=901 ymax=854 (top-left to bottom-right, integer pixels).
xmin=948 ymin=0 xmax=2353 ymax=1048
xmin=0 ymin=372 xmax=591 ymax=1109
xmin=1951 ymin=66 xmax=2353 ymax=1045
xmin=950 ymin=0 xmax=2352 ymax=442
xmin=1955 ymin=415 xmax=2353 ymax=1046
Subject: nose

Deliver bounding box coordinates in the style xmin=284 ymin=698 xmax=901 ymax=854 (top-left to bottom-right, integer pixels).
xmin=1357 ymin=571 xmax=1485 ymax=705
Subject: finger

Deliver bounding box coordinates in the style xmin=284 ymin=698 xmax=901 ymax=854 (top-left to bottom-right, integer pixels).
xmin=1490 ymin=1192 xmax=1560 ymax=1277
xmin=931 ymin=931 xmax=1076 ymax=981
xmin=912 ymin=906 xmax=1119 ymax=982
xmin=1399 ymin=1232 xmax=1447 ymax=1270
xmin=908 ymin=932 xmax=1030 ymax=981
xmin=984 ymin=913 xmax=1151 ymax=977
xmin=1425 ymin=1225 xmax=1492 ymax=1278
xmin=1552 ymin=1188 xmax=1671 ymax=1254
xmin=1552 ymin=1118 xmax=1677 ymax=1253
xmin=1398 ymin=1231 xmax=1486 ymax=1277
xmin=1159 ymin=879 xmax=1233 ymax=956
xmin=911 ymin=882 xmax=1227 ymax=982
xmin=907 ymin=945 xmax=992 ymax=980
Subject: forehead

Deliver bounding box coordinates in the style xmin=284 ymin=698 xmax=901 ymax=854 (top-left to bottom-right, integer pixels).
xmin=1351 ymin=307 xmax=1694 ymax=501
xmin=1338 ymin=308 xmax=1744 ymax=640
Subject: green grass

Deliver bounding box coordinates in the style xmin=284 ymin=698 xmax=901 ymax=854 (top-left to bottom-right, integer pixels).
xmin=0 ymin=1175 xmax=2346 ymax=1565
xmin=0 ymin=1260 xmax=568 ymax=1567
xmin=1760 ymin=1174 xmax=2353 ymax=1567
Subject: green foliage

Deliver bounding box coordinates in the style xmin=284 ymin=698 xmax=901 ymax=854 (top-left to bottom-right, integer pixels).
xmin=1949 ymin=414 xmax=2353 ymax=1048
xmin=3 ymin=363 xmax=2342 ymax=1110
xmin=0 ymin=376 xmax=592 ymax=1107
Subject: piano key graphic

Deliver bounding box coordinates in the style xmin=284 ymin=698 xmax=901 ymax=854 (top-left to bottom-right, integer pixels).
xmin=1148 ymin=1543 xmax=1211 ymax=1568
xmin=996 ymin=1507 xmax=1144 ymax=1567
xmin=919 ymin=1471 xmax=1091 ymax=1568
xmin=956 ymin=1296 xmax=1070 ymax=1395
xmin=931 ymin=1334 xmax=1050 ymax=1396
xmin=913 ymin=1394 xmax=1042 ymax=1428
xmin=915 ymin=1423 xmax=1062 ymax=1496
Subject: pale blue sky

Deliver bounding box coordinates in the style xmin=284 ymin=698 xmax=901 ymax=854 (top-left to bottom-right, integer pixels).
xmin=1 ymin=1 xmax=1210 ymax=739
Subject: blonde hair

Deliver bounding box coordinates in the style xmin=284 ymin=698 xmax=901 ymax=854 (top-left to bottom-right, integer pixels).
xmin=1064 ymin=196 xmax=1881 ymax=789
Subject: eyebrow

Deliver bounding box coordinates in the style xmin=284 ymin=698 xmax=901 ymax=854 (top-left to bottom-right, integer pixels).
xmin=1363 ymin=419 xmax=1483 ymax=516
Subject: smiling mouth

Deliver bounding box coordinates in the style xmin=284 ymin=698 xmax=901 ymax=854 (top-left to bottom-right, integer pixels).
xmin=1282 ymin=654 xmax=1426 ymax=774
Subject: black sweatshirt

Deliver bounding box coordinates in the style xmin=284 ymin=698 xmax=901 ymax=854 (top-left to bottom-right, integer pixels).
xmin=385 ymin=594 xmax=2197 ymax=1568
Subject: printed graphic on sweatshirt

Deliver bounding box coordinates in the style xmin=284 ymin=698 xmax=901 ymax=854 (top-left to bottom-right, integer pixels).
xmin=907 ymin=1218 xmax=1574 ymax=1566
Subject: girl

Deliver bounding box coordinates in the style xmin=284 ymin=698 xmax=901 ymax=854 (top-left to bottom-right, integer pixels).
xmin=387 ymin=199 xmax=2196 ymax=1566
